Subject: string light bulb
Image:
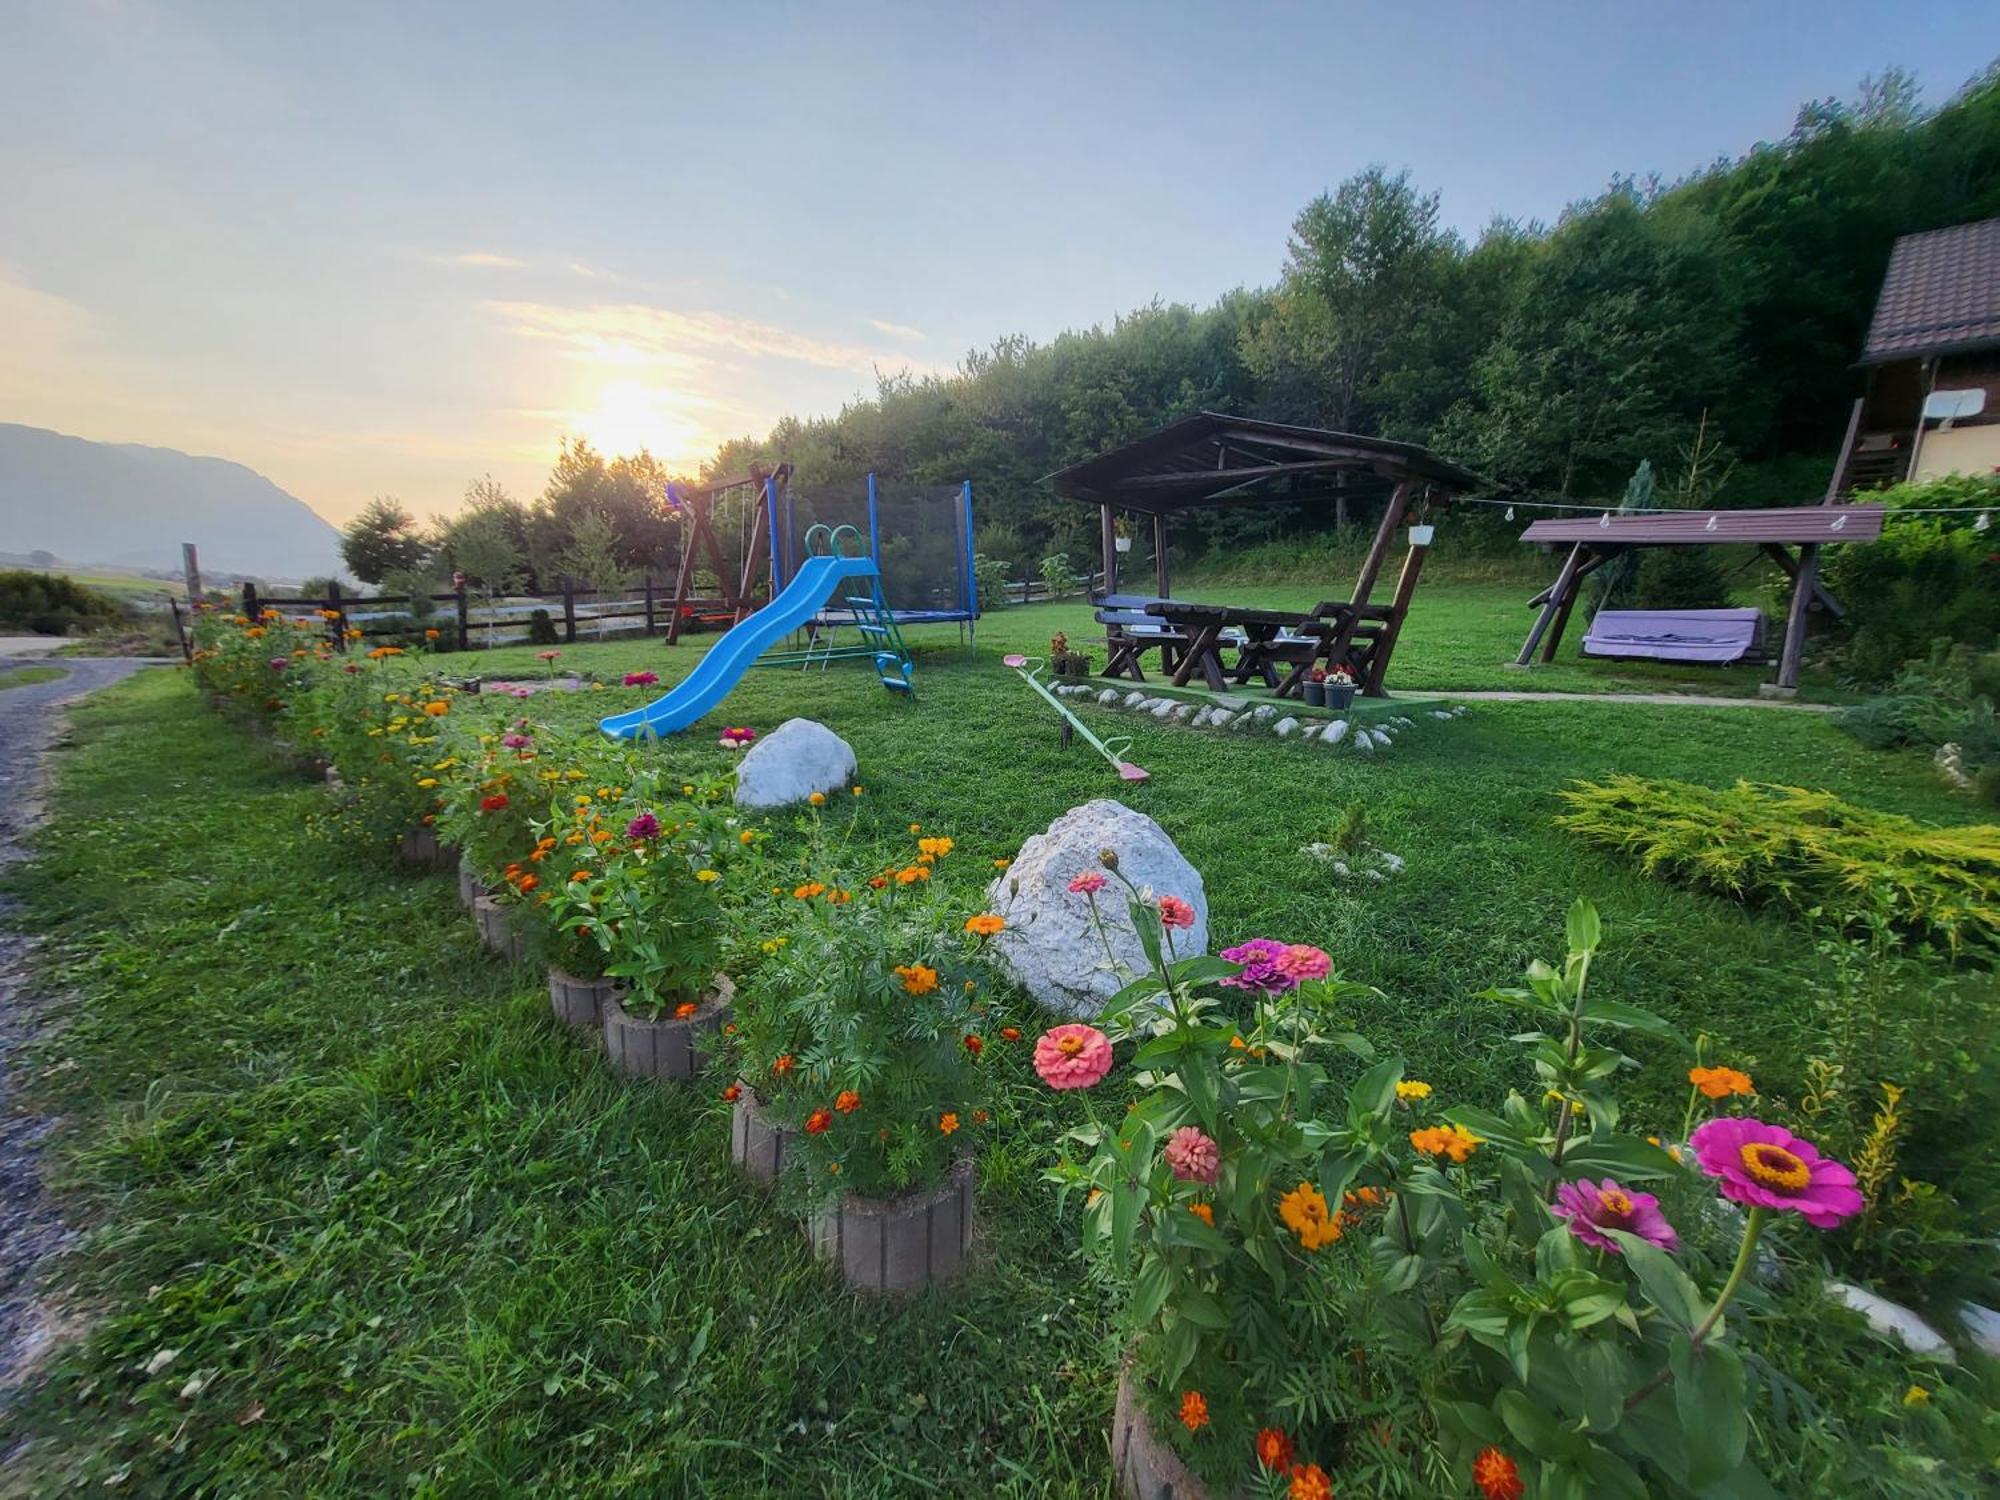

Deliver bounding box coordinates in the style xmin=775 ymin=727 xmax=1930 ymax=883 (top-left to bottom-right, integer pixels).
xmin=1504 ymin=504 xmax=1515 ymax=521
xmin=1977 ymin=512 xmax=1991 ymax=532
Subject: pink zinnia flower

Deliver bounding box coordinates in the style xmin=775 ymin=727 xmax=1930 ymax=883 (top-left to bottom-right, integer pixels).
xmin=1163 ymin=1126 xmax=1220 ymax=1185
xmin=536 ymin=650 xmax=561 ymax=661
xmin=501 ymin=732 xmax=532 ymax=750
xmin=1220 ymin=938 xmax=1291 ymax=993
xmin=1552 ymin=1177 xmax=1679 ymax=1254
xmin=623 ymin=670 xmax=659 ymax=686
xmin=1690 ymin=1118 xmax=1863 ymax=1229
xmin=1067 ymin=871 xmax=1106 ymax=895
xmin=268 ymin=657 xmax=290 ymax=672
xmin=1273 ymin=944 xmax=1330 ymax=983
xmin=1157 ymin=895 xmax=1195 ymax=930
xmin=625 ymin=811 xmax=661 ymax=841
xmin=1032 ymin=1024 xmax=1113 ymax=1091
xmin=719 ymin=726 xmax=757 ymax=749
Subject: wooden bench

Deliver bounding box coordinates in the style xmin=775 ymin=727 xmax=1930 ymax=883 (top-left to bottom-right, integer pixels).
xmin=1093 ymin=594 xmax=1188 ymax=682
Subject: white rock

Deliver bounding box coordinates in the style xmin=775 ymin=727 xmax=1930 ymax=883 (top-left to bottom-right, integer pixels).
xmin=1300 ymin=724 xmax=1322 ymax=742
xmin=1150 ymin=700 xmax=1176 ymax=718
xmin=985 ymin=800 xmax=1209 ymax=1016
xmin=1352 ymin=731 xmax=1375 ymax=751
xmin=1098 ymin=688 xmax=1122 ymax=706
xmin=732 ymin=718 xmax=857 ymax=809
xmin=1250 ymin=705 xmax=1277 ymax=723
xmin=1322 ymin=720 xmax=1349 ymax=745
xmin=1431 ymin=710 xmax=1454 ymax=720
xmin=1391 ymin=716 xmax=1414 ymax=728
xmin=1274 ymin=716 xmax=1300 ymax=737
xmin=1961 ymin=1304 xmax=2000 ymax=1357
xmin=1825 ymin=1282 xmax=1956 ymax=1361
xmin=1123 ymin=691 xmax=1147 ymax=708
xmin=1169 ymin=703 xmax=1194 ymax=721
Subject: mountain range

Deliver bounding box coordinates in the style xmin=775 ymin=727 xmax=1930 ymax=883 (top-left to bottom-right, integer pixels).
xmin=0 ymin=423 xmax=343 ymax=580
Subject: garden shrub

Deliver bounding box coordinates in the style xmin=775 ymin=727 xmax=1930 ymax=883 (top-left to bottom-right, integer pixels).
xmin=0 ymin=569 xmax=125 ymax=635
xmin=527 ymin=608 xmax=561 ymax=644
xmin=1836 ymin=644 xmax=2000 ymax=787
xmin=1556 ymin=776 xmax=2000 ymax=957
xmin=1631 ymin=545 xmax=1731 ymax=610
xmin=972 ymin=552 xmax=1012 ymax=610
xmin=1818 ymin=474 xmax=2000 ymax=683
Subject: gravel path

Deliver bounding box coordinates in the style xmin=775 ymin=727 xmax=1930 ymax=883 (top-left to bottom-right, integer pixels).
xmin=0 ymin=658 xmax=161 ymax=1395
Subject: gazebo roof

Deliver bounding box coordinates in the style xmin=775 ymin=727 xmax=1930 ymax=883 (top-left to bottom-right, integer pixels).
xmin=1046 ymin=412 xmax=1486 ymax=511
xmin=1519 ymin=505 xmax=1884 ymax=546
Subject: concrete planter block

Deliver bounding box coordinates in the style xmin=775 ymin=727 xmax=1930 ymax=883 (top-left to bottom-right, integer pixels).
xmin=398 ymin=826 xmax=458 ymax=871
xmin=730 ymin=1087 xmax=799 ymax=1186
xmin=457 ymin=857 xmax=488 ymax=910
xmin=1112 ymin=1363 xmax=1212 ymax=1500
xmin=601 ymin=975 xmax=734 ymax=1083
xmin=547 ymin=967 xmax=622 ymax=1030
xmin=473 ymin=894 xmax=528 ymax=963
xmin=807 ymin=1158 xmax=976 ymax=1294
xmin=324 ymin=765 xmax=345 ymax=790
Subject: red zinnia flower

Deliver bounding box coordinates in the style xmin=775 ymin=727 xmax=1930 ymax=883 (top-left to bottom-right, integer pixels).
xmin=1472 ymin=1446 xmax=1524 ymax=1500
xmin=805 ymin=1107 xmax=832 ymax=1135
xmin=1254 ymin=1426 xmax=1293 ymax=1473
xmin=1157 ymin=895 xmax=1195 ymax=930
xmin=480 ymin=793 xmax=509 ymax=812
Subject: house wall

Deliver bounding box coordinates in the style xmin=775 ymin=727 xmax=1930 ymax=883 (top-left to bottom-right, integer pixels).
xmin=1913 ymin=350 xmax=2000 ymax=480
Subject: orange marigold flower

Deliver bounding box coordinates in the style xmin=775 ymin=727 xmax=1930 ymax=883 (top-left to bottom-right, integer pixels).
xmin=1188 ymin=1202 xmax=1215 ymax=1227
xmin=1472 ymin=1446 xmax=1525 ymax=1500
xmin=917 ymin=835 xmax=954 ymax=860
xmin=938 ymin=1111 xmax=960 ymax=1136
xmin=805 ymin=1107 xmax=833 ymax=1135
xmin=825 ymin=888 xmax=851 ymax=904
xmin=674 ymin=1002 xmax=698 ymax=1020
xmin=834 ymin=1090 xmax=861 ymax=1114
xmin=868 ymin=875 xmax=888 ymax=889
xmin=1409 ymin=1124 xmax=1482 ymax=1163
xmin=971 ymin=1109 xmax=990 ymax=1125
xmin=772 ymin=1054 xmax=794 ymax=1077
xmin=895 ymin=963 xmax=939 ymax=995
xmin=1689 ymin=1065 xmax=1754 ymax=1099
xmin=1277 ymin=1181 xmax=1344 ymax=1251
xmin=793 ymin=882 xmax=826 ymax=900
xmin=964 ymin=913 xmax=1005 ymax=937
xmin=422 ymin=700 xmax=449 ymax=717
xmin=895 ymin=865 xmax=931 ymax=885
xmin=1000 ymin=1026 xmax=1022 ymax=1042
xmin=962 ymin=1033 xmax=984 ymax=1055
xmin=1254 ymin=1426 xmax=1293 ymax=1473
xmin=722 ymin=1084 xmax=742 ymax=1103
xmin=1289 ymin=1463 xmax=1333 ymax=1500
xmin=1177 ymin=1390 xmax=1209 ymax=1434
xmin=568 ymin=870 xmax=590 ymax=883
xmin=516 ymin=874 xmax=539 ymax=893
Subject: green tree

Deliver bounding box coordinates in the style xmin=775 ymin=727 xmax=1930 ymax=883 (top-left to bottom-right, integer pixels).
xmin=561 ymin=511 xmax=627 ymax=638
xmin=339 ymin=497 xmax=429 ymax=585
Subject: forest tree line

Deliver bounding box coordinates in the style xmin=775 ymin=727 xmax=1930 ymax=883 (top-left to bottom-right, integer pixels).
xmin=346 ymin=64 xmax=2000 ymax=592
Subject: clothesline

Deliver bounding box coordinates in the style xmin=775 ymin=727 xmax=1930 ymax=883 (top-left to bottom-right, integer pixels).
xmin=1446 ymin=493 xmax=1994 ymax=524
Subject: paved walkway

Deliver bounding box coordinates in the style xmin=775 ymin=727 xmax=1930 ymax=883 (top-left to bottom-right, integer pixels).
xmin=0 ymin=657 xmax=161 ymax=1395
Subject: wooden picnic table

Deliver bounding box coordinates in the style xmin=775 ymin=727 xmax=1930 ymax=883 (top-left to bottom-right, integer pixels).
xmin=1142 ymin=600 xmax=1318 ymax=691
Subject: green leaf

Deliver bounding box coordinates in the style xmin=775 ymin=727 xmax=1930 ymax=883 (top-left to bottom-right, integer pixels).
xmin=1557 ymin=1135 xmax=1679 ymax=1183
xmin=1565 ymin=897 xmax=1602 ymax=956
xmin=1575 ymin=996 xmax=1688 ymax=1047
xmin=1671 ymin=1334 xmax=1747 ymax=1489
xmin=1128 ymin=897 xmax=1165 ymax=975
xmin=1377 ymin=1251 xmax=1425 ymax=1295
xmin=1604 ymin=1230 xmax=1708 ymax=1332
xmin=1167 ymin=954 xmax=1237 ymax=985
xmin=1476 ymin=983 xmax=1562 ymax=1018
xmin=1110 ymin=1181 xmax=1139 ymax=1266
xmin=1348 ymin=1056 xmax=1404 ymax=1122
xmin=1177 ymin=1055 xmax=1219 ymax=1133
xmin=1175 ymin=1287 xmax=1229 ymax=1330
xmin=1130 ymin=1255 xmax=1171 ymax=1327
xmin=1315 ymin=1148 xmax=1365 ymax=1217
xmin=1573 ymin=1338 xmax=1628 ymax=1434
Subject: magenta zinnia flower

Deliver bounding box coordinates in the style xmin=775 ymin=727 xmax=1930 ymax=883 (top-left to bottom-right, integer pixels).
xmin=268 ymin=657 xmax=290 ymax=671
xmin=1273 ymin=943 xmax=1331 ymax=984
xmin=1220 ymin=938 xmax=1291 ymax=993
xmin=1157 ymin=895 xmax=1195 ymax=930
xmin=719 ymin=726 xmax=757 ymax=749
xmin=1067 ymin=871 xmax=1106 ymax=895
xmin=501 ymin=732 xmax=532 ymax=750
xmin=1552 ymin=1177 xmax=1679 ymax=1254
xmin=625 ymin=811 xmax=661 ymax=841
xmin=1163 ymin=1126 xmax=1220 ymax=1184
xmin=1032 ymin=1024 xmax=1113 ymax=1091
xmin=1690 ymin=1117 xmax=1863 ymax=1229
xmin=622 ymin=670 xmax=659 ymax=686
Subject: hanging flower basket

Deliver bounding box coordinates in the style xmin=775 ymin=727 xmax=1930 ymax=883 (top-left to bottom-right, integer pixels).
xmin=601 ymin=974 xmax=734 ymax=1082
xmin=806 ymin=1157 xmax=976 ymax=1294
xmin=730 ymin=1086 xmax=799 ymax=1186
xmin=547 ymin=967 xmax=622 ymax=1030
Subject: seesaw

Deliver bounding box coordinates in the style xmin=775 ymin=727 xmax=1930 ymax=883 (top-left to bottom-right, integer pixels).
xmin=1002 ymin=654 xmax=1150 ymax=783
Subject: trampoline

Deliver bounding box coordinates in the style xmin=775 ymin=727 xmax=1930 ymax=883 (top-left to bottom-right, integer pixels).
xmin=768 ymin=474 xmax=979 ymax=644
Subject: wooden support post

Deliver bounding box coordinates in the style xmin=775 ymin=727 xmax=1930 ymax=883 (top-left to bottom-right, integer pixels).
xmin=642 ymin=572 xmax=655 ymax=635
xmin=1152 ymin=513 xmax=1170 ymax=599
xmin=180 ymin=542 xmax=202 ymax=603
xmin=1099 ymin=504 xmax=1118 ymax=595
xmin=1541 ymin=547 xmax=1591 ymax=663
xmin=1774 ymin=543 xmax=1819 ymax=692
xmin=1365 ymin=537 xmax=1431 ymax=695
xmin=1758 ymin=542 xmax=1845 ymax=618
xmin=168 ymin=597 xmax=192 ymax=663
xmin=667 ymin=523 xmax=695 ymax=645
xmin=240 ymin=580 xmax=259 ymax=620
xmin=561 ymin=579 xmax=577 ymax=643
xmin=1350 ymin=481 xmax=1415 ymax=608
xmin=454 ymin=582 xmax=469 ymax=651
xmin=1515 ymin=543 xmax=1582 ymax=666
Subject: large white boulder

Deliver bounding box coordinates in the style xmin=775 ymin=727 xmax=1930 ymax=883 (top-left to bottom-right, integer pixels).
xmin=732 ymin=718 xmax=856 ymax=809
xmin=985 ymin=799 xmax=1209 ymax=1016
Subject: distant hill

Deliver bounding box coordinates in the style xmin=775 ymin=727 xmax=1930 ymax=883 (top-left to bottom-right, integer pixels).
xmin=0 ymin=423 xmax=343 ymax=580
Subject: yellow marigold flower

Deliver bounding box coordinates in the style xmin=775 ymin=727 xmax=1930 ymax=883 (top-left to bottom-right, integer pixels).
xmin=696 ymin=869 xmax=720 ymax=883
xmin=416 ymin=777 xmax=438 ymax=789
xmin=992 ymin=858 xmax=1010 ymax=869
xmin=566 ymin=769 xmax=587 ymax=781
xmin=1277 ymin=1181 xmax=1344 ymax=1251
xmin=809 ymin=791 xmax=826 ymax=806
xmin=422 ymin=700 xmax=449 ymax=717
xmin=1395 ymin=1080 xmax=1432 ymax=1101
xmin=1409 ymin=1124 xmax=1482 ymax=1163
xmin=918 ymin=836 xmax=954 ymax=860
xmin=739 ymin=830 xmax=755 ymax=845
xmin=852 ymin=785 xmax=864 ymax=796
xmin=1903 ymin=1384 xmax=1931 ymax=1408
xmin=575 ymin=796 xmax=592 ymax=808
xmin=895 ymin=963 xmax=939 ymax=995
xmin=938 ymin=1111 xmax=959 ymax=1136
xmin=964 ymin=914 xmax=1005 ymax=937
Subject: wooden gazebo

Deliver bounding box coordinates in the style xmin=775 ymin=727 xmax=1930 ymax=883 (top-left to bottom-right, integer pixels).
xmin=1514 ymin=504 xmax=1885 ymax=692
xmin=1047 ymin=413 xmax=1485 ymax=697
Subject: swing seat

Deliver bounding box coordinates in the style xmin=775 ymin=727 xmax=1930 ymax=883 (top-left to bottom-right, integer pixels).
xmin=1582 ymin=608 xmax=1767 ymax=664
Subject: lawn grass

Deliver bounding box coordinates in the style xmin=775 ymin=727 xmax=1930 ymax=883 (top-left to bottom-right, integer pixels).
xmin=4 ymin=586 xmax=1992 ymax=1494
xmin=0 ymin=664 xmax=67 ymax=690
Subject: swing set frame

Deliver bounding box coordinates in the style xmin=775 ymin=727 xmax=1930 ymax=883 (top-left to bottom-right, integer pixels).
xmin=664 ymin=463 xmax=793 ymax=644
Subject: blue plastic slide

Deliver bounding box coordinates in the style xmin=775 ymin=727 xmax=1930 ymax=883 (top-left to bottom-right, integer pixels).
xmin=597 ymin=554 xmax=881 ymax=739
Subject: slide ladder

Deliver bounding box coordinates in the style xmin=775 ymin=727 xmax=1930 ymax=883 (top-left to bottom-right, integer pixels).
xmin=598 ymin=525 xmax=910 ymax=740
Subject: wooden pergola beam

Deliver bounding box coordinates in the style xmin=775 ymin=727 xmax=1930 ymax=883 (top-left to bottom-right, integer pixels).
xmin=1111 ymin=459 xmax=1351 ymax=491
xmin=1516 ymin=543 xmax=1585 ymax=666
xmin=1775 ymin=543 xmax=1820 ymax=691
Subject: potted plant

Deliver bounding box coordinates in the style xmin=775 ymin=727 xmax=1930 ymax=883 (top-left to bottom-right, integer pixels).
xmin=547 ymin=780 xmax=744 ymax=1080
xmin=1323 ymin=663 xmax=1357 ymax=710
xmin=1301 ymin=667 xmax=1327 ymax=708
xmin=1050 ymin=631 xmax=1091 ymax=680
xmin=724 ymin=831 xmax=999 ymax=1292
xmin=1114 ymin=516 xmax=1135 ymax=554
xmin=1040 ymin=884 xmax=1859 ymax=1498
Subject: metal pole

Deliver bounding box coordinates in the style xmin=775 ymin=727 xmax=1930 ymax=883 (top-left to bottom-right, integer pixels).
xmin=960 ymin=479 xmax=976 ymax=629
xmin=866 ymin=473 xmax=882 ymax=567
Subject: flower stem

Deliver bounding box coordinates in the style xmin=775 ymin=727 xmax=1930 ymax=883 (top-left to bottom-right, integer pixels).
xmin=1679 ymin=1084 xmax=1700 ymax=1148
xmin=1624 ymin=1206 xmax=1766 ymax=1411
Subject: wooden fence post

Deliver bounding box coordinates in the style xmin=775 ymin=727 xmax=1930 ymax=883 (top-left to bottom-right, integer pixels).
xmin=561 ymin=579 xmax=577 ymax=643
xmin=455 ymin=582 xmax=470 ymax=651
xmin=241 ymin=580 xmax=260 ymax=620
xmin=168 ymin=597 xmax=192 ymax=662
xmin=643 ymin=573 xmax=656 ymax=635
xmin=326 ymin=579 xmax=346 ymax=651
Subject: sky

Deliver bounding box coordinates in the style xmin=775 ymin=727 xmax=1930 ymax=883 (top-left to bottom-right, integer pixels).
xmin=1 ymin=1 xmax=1994 ymax=529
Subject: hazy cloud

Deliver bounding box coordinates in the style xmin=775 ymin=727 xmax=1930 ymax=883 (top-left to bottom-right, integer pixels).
xmin=429 ymin=250 xmax=526 ymax=269
xmin=483 ymin=299 xmax=942 ymax=377
xmin=867 ymin=317 xmax=926 ymax=343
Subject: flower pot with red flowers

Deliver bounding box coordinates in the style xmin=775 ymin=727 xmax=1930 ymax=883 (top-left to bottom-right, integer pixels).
xmin=1301 ymin=668 xmax=1327 ymax=708
xmin=1322 ymin=665 xmax=1356 ymax=710
xmin=722 ymin=829 xmax=1003 ymax=1293
xmin=546 ymin=786 xmax=746 ymax=1083
xmin=1038 ymin=888 xmax=1856 ymax=1499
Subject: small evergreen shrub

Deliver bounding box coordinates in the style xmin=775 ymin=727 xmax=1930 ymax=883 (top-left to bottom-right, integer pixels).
xmin=1837 ymin=644 xmax=2000 ymax=783
xmin=527 ymin=608 xmax=561 ymax=645
xmin=0 ymin=570 xmax=125 ymax=635
xmin=1631 ymin=546 xmax=1731 ymax=609
xmin=1556 ymin=775 xmax=2000 ymax=957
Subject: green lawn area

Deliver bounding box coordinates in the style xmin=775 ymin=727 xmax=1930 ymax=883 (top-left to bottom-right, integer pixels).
xmin=4 ymin=582 xmax=1990 ymax=1494
xmin=0 ymin=664 xmax=67 ymax=689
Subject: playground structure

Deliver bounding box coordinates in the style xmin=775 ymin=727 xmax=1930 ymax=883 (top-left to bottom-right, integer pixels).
xmin=772 ymin=475 xmax=979 ymax=642
xmin=663 ymin=464 xmax=790 ymax=644
xmin=1001 ymin=654 xmax=1149 ymax=782
xmin=601 ymin=524 xmax=913 ymax=740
